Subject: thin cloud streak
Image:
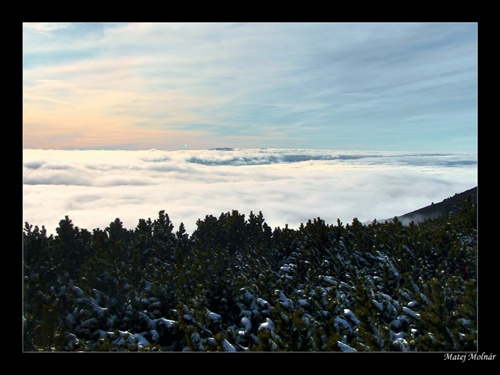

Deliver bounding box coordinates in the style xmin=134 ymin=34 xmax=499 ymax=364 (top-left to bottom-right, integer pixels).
xmin=23 ymin=149 xmax=477 ymax=235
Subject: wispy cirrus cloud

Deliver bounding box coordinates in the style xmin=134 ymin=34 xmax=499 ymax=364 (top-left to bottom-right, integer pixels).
xmin=23 ymin=22 xmax=477 ymax=152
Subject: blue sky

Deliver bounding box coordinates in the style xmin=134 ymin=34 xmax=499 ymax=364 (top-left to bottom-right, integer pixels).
xmin=23 ymin=22 xmax=478 ymax=152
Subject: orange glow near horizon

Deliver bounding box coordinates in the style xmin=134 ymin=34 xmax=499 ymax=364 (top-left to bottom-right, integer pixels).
xmin=23 ymin=83 xmax=220 ymax=149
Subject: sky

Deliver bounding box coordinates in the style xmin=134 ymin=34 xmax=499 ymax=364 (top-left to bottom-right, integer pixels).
xmin=22 ymin=22 xmax=478 ymax=152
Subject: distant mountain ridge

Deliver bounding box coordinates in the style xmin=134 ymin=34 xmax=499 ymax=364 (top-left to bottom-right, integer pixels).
xmin=396 ymin=186 xmax=477 ymax=224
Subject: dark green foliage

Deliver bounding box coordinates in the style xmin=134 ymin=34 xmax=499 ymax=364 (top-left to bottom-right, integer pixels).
xmin=23 ymin=194 xmax=477 ymax=351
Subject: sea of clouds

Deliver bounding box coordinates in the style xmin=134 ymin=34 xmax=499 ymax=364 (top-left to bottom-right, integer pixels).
xmin=22 ymin=148 xmax=477 ymax=235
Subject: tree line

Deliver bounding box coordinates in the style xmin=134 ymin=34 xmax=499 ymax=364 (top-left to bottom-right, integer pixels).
xmin=23 ymin=195 xmax=477 ymax=351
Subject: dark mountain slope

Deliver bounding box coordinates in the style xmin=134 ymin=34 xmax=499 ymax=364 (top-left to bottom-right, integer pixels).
xmin=397 ymin=186 xmax=477 ymax=224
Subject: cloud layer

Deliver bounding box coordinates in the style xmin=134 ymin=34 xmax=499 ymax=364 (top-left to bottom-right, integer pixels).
xmin=23 ymin=149 xmax=477 ymax=234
